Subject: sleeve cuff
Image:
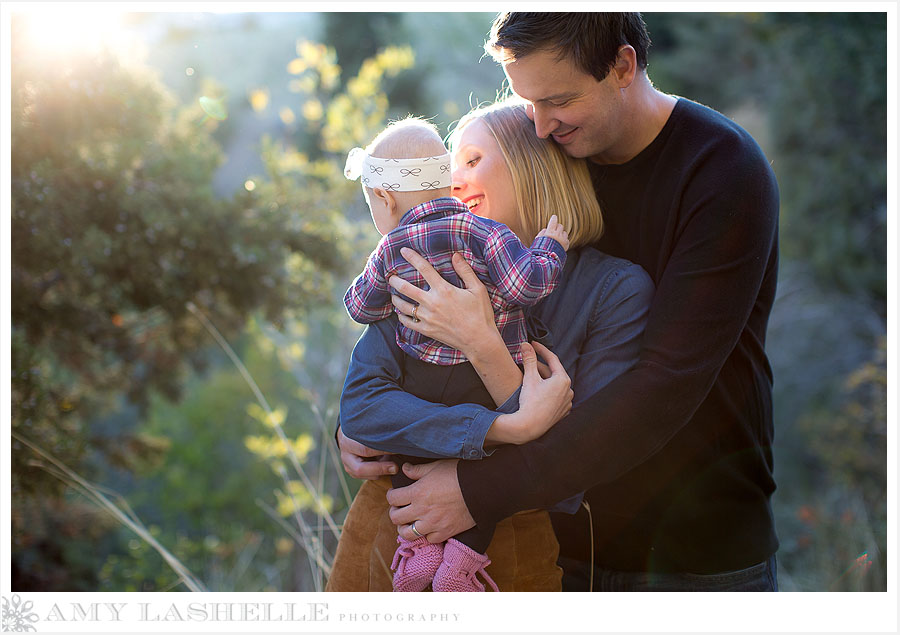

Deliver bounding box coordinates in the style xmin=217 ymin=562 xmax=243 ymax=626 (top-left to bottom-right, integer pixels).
xmin=461 ymin=408 xmax=501 ymax=459
xmin=530 ymin=235 xmax=567 ymax=265
xmin=496 ymin=387 xmax=521 ymax=414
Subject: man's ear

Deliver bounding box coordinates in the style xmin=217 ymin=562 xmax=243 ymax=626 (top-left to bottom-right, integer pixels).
xmin=372 ymin=187 xmax=397 ymax=215
xmin=612 ymin=45 xmax=638 ymax=89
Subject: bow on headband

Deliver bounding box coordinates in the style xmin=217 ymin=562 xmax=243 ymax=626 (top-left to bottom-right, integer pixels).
xmin=344 ymin=148 xmax=452 ymax=192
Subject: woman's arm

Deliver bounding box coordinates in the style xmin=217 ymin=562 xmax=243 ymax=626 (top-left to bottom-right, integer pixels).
xmin=339 ymin=315 xmax=500 ymax=460
xmin=340 ymin=315 xmax=573 ymax=458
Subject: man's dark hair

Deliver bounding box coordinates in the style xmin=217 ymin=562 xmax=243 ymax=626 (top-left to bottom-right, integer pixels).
xmin=485 ymin=12 xmax=651 ymax=82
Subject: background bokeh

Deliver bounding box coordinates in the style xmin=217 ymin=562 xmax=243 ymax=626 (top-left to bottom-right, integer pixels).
xmin=8 ymin=11 xmax=888 ymax=592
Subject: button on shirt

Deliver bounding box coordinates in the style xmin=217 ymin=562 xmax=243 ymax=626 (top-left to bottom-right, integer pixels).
xmin=343 ymin=197 xmax=567 ymax=365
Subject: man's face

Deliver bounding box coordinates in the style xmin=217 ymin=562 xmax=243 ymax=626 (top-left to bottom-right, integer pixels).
xmin=502 ymin=48 xmax=625 ymax=164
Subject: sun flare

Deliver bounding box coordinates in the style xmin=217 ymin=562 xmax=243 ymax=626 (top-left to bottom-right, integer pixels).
xmin=18 ymin=9 xmax=127 ymax=56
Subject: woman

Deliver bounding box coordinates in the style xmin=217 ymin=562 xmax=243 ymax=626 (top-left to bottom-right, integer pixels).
xmin=327 ymin=100 xmax=654 ymax=591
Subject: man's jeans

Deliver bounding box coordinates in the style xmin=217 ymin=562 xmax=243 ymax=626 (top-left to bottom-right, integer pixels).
xmin=559 ymin=555 xmax=778 ymax=592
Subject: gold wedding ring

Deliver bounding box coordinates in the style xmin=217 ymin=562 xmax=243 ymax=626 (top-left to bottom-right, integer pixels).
xmin=412 ymin=305 xmax=419 ymax=322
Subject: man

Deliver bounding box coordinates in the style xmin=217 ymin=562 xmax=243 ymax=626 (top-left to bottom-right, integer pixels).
xmin=340 ymin=12 xmax=780 ymax=591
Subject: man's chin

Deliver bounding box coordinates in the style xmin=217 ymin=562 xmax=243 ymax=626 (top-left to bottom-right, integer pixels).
xmin=559 ymin=143 xmax=591 ymax=159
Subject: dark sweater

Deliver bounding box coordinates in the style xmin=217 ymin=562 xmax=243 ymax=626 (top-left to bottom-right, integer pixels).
xmin=457 ymin=98 xmax=780 ymax=574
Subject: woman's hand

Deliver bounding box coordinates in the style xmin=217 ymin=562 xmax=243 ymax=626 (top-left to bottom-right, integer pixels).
xmin=489 ymin=341 xmax=573 ymax=445
xmin=389 ymin=248 xmax=498 ymax=357
xmin=337 ymin=427 xmax=397 ymax=480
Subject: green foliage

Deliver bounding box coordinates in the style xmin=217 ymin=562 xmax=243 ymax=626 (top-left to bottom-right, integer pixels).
xmin=270 ymin=37 xmax=416 ymax=156
xmin=10 ymin=18 xmax=350 ymax=590
xmin=321 ymin=13 xmax=431 ymax=125
xmin=10 ymin=23 xmax=348 ymax=437
xmin=804 ymin=339 xmax=886 ymax=529
xmin=11 ymin=10 xmax=415 ymax=590
xmin=765 ymin=14 xmax=886 ymax=304
xmin=776 ymin=337 xmax=886 ymax=591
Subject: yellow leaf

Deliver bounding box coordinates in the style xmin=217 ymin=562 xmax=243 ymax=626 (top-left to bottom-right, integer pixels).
xmin=266 ymin=407 xmax=287 ymax=428
xmin=249 ymin=88 xmax=269 ymax=112
xmin=279 ymin=107 xmax=296 ymax=125
xmin=302 ymin=99 xmax=323 ymax=121
xmin=320 ymin=64 xmax=341 ymax=90
xmin=292 ymin=434 xmax=314 ymax=461
xmin=287 ymin=58 xmax=307 ymax=75
xmin=275 ymin=537 xmax=293 ymax=555
xmin=246 ymin=403 xmax=267 ymax=424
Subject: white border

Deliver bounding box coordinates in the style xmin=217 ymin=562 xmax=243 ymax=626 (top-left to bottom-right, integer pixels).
xmin=1 ymin=2 xmax=896 ymax=633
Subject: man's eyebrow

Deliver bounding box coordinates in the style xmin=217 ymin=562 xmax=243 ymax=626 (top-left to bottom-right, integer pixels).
xmin=534 ymin=91 xmax=580 ymax=103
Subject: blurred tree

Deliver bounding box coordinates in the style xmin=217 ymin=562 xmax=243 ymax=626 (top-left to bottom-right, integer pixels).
xmin=10 ymin=15 xmax=349 ymax=589
xmin=12 ymin=8 xmax=420 ymax=588
xmin=777 ymin=336 xmax=887 ymax=591
xmin=321 ymin=13 xmax=430 ymax=123
xmin=799 ymin=336 xmax=886 ymax=540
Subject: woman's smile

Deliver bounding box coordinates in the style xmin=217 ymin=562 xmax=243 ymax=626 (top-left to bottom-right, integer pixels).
xmin=451 ymin=119 xmax=521 ymax=238
xmin=462 ymin=195 xmax=485 ymax=213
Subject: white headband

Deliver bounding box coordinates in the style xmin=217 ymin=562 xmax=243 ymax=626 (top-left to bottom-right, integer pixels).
xmin=344 ymin=147 xmax=452 ymax=192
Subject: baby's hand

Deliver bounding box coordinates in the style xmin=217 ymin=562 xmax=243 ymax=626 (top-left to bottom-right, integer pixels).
xmin=536 ymin=214 xmax=570 ymax=250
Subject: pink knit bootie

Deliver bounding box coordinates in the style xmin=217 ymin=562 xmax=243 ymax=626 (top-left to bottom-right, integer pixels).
xmin=390 ymin=535 xmax=444 ymax=592
xmin=431 ymin=538 xmax=499 ymax=592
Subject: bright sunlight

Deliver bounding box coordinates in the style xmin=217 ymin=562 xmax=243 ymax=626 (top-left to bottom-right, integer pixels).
xmin=17 ymin=8 xmax=131 ymax=57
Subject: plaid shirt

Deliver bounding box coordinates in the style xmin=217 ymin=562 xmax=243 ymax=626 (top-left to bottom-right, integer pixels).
xmin=344 ymin=197 xmax=567 ymax=365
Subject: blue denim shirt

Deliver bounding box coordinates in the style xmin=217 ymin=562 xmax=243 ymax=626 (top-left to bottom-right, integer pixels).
xmin=338 ymin=247 xmax=654 ymax=509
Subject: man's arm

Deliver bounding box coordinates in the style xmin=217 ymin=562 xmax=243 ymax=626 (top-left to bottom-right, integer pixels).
xmin=457 ymin=155 xmax=780 ymax=529
xmin=386 ymin=258 xmax=656 ymax=541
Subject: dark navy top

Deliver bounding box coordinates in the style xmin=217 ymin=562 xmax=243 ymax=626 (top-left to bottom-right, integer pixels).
xmin=459 ymin=98 xmax=781 ymax=574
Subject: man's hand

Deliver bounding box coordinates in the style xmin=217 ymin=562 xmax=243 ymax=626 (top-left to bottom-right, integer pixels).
xmin=337 ymin=426 xmax=397 ymax=480
xmin=386 ymin=459 xmax=476 ymax=543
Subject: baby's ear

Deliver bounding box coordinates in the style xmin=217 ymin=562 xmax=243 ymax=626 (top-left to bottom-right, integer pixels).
xmin=372 ymin=187 xmax=397 ymax=213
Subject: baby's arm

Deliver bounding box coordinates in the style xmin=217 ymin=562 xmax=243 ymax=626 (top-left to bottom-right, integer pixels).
xmin=485 ymin=215 xmax=569 ymax=307
xmin=535 ymin=214 xmax=570 ymax=250
xmin=343 ymin=243 xmax=394 ymax=324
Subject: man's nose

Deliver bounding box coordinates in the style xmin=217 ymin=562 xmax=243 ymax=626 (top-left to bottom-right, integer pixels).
xmin=530 ymin=104 xmax=556 ymax=139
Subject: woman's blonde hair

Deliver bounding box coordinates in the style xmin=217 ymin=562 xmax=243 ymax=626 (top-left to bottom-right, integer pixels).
xmin=448 ymin=99 xmax=604 ymax=248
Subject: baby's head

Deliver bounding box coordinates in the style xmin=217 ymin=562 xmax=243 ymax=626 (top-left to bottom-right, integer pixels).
xmin=345 ymin=117 xmax=452 ymax=235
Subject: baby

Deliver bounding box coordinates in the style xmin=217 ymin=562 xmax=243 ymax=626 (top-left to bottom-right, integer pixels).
xmin=341 ymin=117 xmax=569 ymax=592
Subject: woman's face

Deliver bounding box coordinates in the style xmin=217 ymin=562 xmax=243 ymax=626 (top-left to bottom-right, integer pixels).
xmin=451 ymin=119 xmax=523 ymax=240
